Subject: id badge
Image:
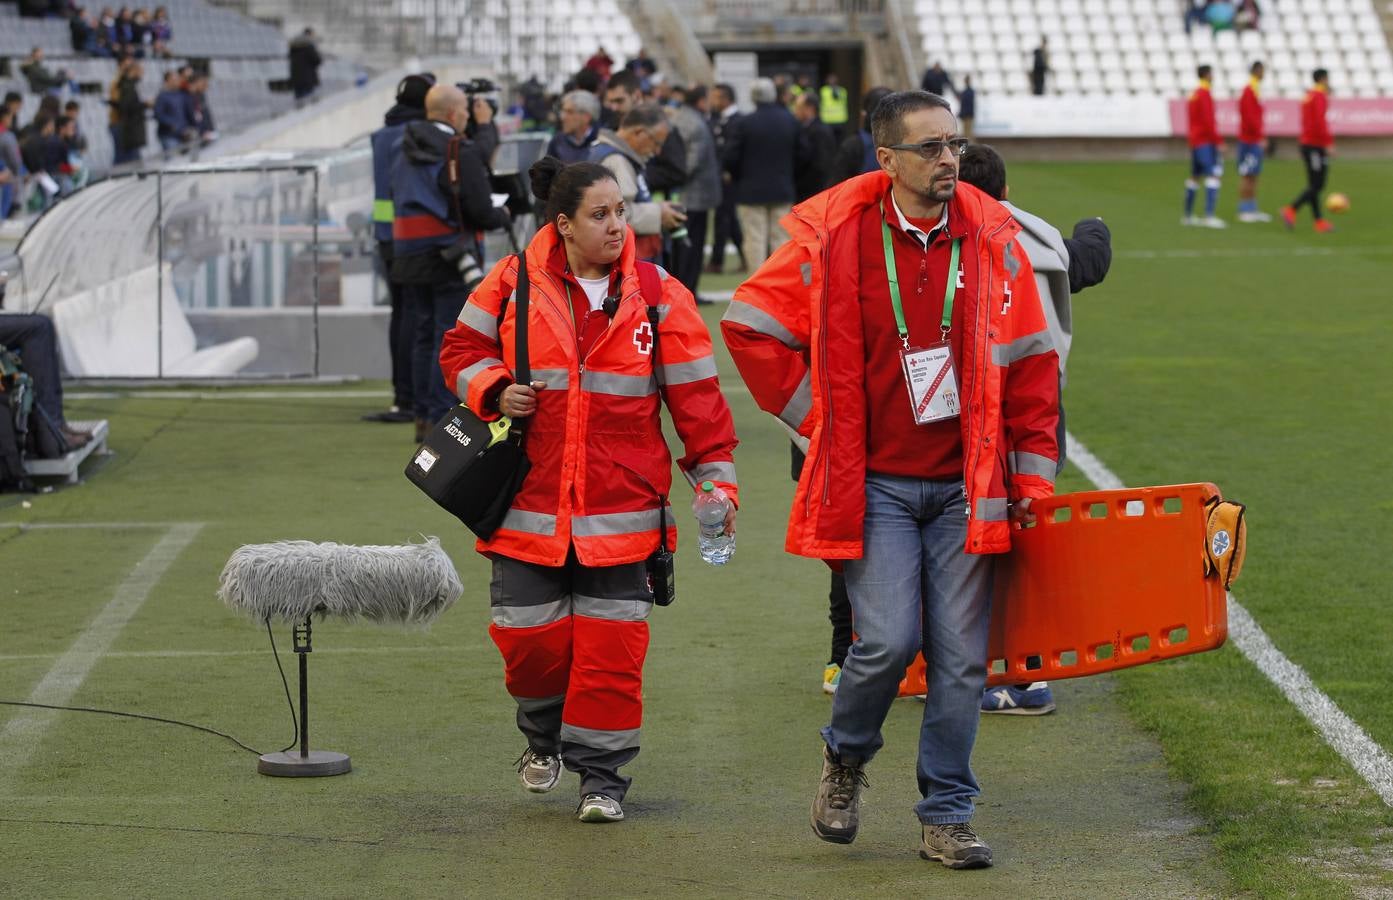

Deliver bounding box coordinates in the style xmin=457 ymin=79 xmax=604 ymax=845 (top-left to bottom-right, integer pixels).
xmin=900 ymin=342 xmax=961 ymax=425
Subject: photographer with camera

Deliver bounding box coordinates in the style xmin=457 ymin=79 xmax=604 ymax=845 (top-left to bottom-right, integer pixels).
xmin=589 ymin=104 xmax=685 ymax=264
xmin=460 ymin=78 xmax=501 ymax=166
xmin=391 ymin=83 xmax=511 ymax=441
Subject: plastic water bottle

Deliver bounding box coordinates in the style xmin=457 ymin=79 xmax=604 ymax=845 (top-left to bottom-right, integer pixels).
xmin=693 ymin=481 xmax=735 ymax=566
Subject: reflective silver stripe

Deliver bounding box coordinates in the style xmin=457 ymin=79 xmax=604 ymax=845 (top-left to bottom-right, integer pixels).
xmin=723 ymin=300 xmax=806 ymax=350
xmin=500 ymin=509 xmax=557 ymax=536
xmin=491 ymin=598 xmax=570 ymax=628
xmin=514 ymin=693 xmax=565 ymax=712
xmin=582 ymin=370 xmax=657 ymax=397
xmin=655 ymin=304 xmax=672 ymax=323
xmin=559 ymin=723 xmax=641 ymax=751
xmin=685 ymin=461 xmax=737 ymax=488
xmin=572 ymin=505 xmax=674 ymax=537
xmin=1009 ymin=451 xmax=1057 ymax=482
xmin=457 ymin=357 xmax=503 ymax=397
xmin=990 ymin=329 xmax=1054 ymax=366
xmin=654 ymin=264 xmax=670 ymax=280
xmin=778 ymin=371 xmax=813 ymax=431
xmin=974 ymin=498 xmax=1010 ymax=521
xmin=530 ymin=368 xmax=571 ymax=390
xmin=457 ymin=302 xmax=499 ymax=340
xmin=658 ymin=356 xmax=718 ymax=386
xmin=573 ymin=593 xmax=652 ymax=622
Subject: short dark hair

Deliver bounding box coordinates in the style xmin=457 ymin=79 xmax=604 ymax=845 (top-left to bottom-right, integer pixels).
xmin=862 ymin=86 xmax=893 ymax=124
xmin=713 ymin=83 xmax=735 ymax=103
xmin=685 ymin=84 xmax=707 ymax=107
xmin=958 ymin=143 xmax=1007 ymax=201
xmin=619 ymin=103 xmax=666 ymax=131
xmin=64 ymin=99 xmax=80 ymax=111
xmin=869 ymin=90 xmax=952 ymax=148
xmin=1197 ymin=64 xmax=1213 ymax=80
xmin=1313 ymin=68 xmax=1329 ymax=82
xmin=4 ymin=92 xmax=21 ymax=107
xmin=606 ymin=70 xmax=641 ymax=97
xmin=1250 ymin=60 xmax=1264 ymax=75
xmin=529 ymin=158 xmax=619 ymax=227
xmin=573 ymin=68 xmax=601 ymax=94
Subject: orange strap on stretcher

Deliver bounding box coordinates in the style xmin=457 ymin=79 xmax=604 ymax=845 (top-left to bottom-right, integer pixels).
xmin=899 ymin=483 xmax=1244 ymax=695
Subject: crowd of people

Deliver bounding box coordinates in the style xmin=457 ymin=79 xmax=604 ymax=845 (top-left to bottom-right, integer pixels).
xmin=15 ymin=0 xmax=175 ymax=58
xmin=0 ymin=88 xmax=90 ymax=215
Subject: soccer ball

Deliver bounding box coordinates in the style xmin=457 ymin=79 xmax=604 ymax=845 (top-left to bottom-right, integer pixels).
xmin=1326 ymin=192 xmax=1350 ymax=214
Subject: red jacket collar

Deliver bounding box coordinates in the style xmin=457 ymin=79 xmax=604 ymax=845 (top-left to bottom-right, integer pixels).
xmin=787 ymin=171 xmax=1016 ymax=244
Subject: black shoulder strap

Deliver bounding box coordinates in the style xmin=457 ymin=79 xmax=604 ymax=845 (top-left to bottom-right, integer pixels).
xmin=514 ymin=253 xmax=530 ymax=387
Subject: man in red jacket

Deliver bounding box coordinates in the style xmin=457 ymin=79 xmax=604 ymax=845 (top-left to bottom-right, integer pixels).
xmin=1282 ymin=69 xmax=1336 ymax=233
xmin=722 ymin=91 xmax=1059 ymax=869
xmin=1183 ymin=65 xmax=1227 ymax=228
xmin=1236 ymin=61 xmax=1272 ymax=223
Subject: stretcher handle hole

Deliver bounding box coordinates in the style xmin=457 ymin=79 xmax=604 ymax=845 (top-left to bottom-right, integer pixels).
xmin=1164 ymin=626 xmax=1189 ymax=646
xmin=1085 ymin=502 xmax=1109 ymax=520
xmin=1051 ymin=506 xmax=1072 ymax=524
xmin=1157 ymin=496 xmax=1184 ymax=516
xmin=990 ymin=658 xmax=1007 ymax=675
xmin=1057 ymin=650 xmax=1078 ymax=667
xmin=1025 ymin=654 xmax=1043 ymax=671
xmin=1128 ymin=634 xmax=1151 ymax=654
xmin=1119 ymin=499 xmax=1145 ymax=517
xmin=1091 ymin=642 xmax=1115 ymax=662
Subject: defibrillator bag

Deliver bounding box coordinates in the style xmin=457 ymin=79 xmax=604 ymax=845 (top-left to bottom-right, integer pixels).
xmin=405 ymin=253 xmax=531 ymax=540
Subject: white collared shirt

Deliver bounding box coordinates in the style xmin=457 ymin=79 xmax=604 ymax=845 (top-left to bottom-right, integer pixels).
xmin=889 ymin=191 xmax=948 ymax=249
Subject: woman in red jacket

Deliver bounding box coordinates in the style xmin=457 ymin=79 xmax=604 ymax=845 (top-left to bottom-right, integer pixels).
xmin=438 ymin=158 xmax=739 ymax=823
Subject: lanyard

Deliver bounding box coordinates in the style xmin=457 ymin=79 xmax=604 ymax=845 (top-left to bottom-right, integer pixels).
xmin=881 ymin=215 xmax=960 ymax=350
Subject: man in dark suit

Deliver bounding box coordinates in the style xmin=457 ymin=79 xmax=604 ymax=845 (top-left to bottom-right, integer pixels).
xmin=722 ymin=77 xmax=806 ymax=270
xmin=793 ymin=92 xmax=838 ymax=201
xmin=706 ymin=83 xmax=745 ymax=274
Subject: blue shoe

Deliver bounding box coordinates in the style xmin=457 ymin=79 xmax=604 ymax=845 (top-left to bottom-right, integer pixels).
xmin=981 ymin=682 xmax=1056 ymax=715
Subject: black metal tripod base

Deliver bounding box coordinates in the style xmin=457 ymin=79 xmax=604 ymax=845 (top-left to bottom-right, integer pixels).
xmin=257 ymin=750 xmax=352 ymax=777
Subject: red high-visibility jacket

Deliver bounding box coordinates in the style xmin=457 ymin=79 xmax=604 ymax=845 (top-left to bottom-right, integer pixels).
xmin=721 ymin=173 xmax=1058 ymax=560
xmin=1188 ymin=84 xmax=1219 ymax=147
xmin=440 ymin=224 xmax=739 ymax=567
xmin=1300 ymin=87 xmax=1333 ymax=149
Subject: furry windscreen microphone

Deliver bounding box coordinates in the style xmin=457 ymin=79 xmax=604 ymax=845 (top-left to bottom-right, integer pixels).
xmin=217 ymin=538 xmax=463 ymax=625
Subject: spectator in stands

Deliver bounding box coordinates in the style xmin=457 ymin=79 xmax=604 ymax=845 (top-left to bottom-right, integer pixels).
xmin=1030 ymin=38 xmax=1050 ymax=96
xmin=21 ymin=48 xmax=72 ymax=96
xmin=289 ymin=28 xmax=323 ymax=106
xmin=1234 ymin=0 xmax=1259 ymax=30
xmin=98 ymin=7 xmax=119 ymax=55
xmin=921 ymin=62 xmax=956 ymax=98
xmin=706 ymin=82 xmax=745 ymax=274
xmin=0 ymin=107 xmax=23 ymax=219
xmin=584 ymin=46 xmax=615 ymax=84
xmin=1235 ymin=61 xmax=1271 ymax=223
xmin=1182 ymin=64 xmax=1225 ymax=228
xmin=793 ymin=92 xmax=837 ymax=202
xmin=589 ymin=104 xmax=685 ymax=264
xmin=70 ymin=7 xmax=99 ymax=55
xmin=109 ymin=58 xmax=147 ymax=165
xmin=626 ymin=48 xmax=657 ymax=85
xmin=836 ymin=85 xmax=892 ymax=183
xmin=186 ymin=73 xmax=215 ymax=144
xmin=668 ymin=85 xmax=722 ymax=299
xmin=363 ymin=72 xmax=433 ymax=426
xmin=19 ymin=115 xmax=65 ymax=209
xmin=114 ymin=7 xmax=137 ymax=57
xmin=149 ymin=6 xmax=173 ymax=57
xmin=1183 ymin=0 xmax=1209 ymax=35
xmin=389 ymin=83 xmax=511 ymax=439
xmin=958 ymin=76 xmax=976 ymax=138
xmin=1281 ymin=69 xmax=1336 ymax=234
xmin=154 ymin=70 xmax=193 ymax=153
xmin=723 ymin=77 xmax=804 ymax=270
xmin=64 ymin=100 xmax=88 ymax=152
xmin=819 ymin=72 xmax=850 ymax=141
xmin=546 ymin=90 xmax=602 ymax=163
xmin=4 ymin=94 xmax=23 ymax=133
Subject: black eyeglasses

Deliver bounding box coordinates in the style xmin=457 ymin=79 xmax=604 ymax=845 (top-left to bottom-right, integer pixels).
xmin=888 ymin=138 xmax=971 ymax=159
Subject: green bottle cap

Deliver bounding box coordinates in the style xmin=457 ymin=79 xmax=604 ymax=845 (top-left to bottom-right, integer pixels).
xmin=701 ymin=481 xmax=715 ymax=492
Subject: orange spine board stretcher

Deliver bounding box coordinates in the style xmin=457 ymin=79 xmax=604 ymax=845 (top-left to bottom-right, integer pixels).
xmin=900 ymin=483 xmax=1230 ymax=693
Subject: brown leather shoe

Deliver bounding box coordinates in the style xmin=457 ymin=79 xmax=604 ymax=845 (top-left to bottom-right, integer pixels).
xmin=60 ymin=426 xmax=93 ymax=450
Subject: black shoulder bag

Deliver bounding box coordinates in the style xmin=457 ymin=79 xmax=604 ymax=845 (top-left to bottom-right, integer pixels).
xmin=404 ymin=255 xmax=532 ymax=539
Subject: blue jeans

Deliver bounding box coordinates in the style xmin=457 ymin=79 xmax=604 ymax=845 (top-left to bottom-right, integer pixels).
xmin=822 ymin=473 xmax=994 ymax=825
xmin=407 ymin=280 xmax=468 ymax=423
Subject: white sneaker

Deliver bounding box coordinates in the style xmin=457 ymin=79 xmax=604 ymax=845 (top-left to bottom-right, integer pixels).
xmin=577 ymin=793 xmax=624 ymax=823
xmin=1180 ymin=215 xmax=1198 ymax=226
xmin=1199 ymin=216 xmax=1228 ymax=229
xmin=516 ymin=748 xmax=561 ymax=793
xmin=1237 ymin=210 xmax=1273 ymax=223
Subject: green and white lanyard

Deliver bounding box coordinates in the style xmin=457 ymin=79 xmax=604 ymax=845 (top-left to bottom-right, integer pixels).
xmin=880 ymin=214 xmax=960 ymax=350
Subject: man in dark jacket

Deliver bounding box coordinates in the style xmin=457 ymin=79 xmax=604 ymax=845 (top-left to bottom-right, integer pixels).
xmin=362 ymin=72 xmax=433 ymax=425
xmin=391 ymin=84 xmax=510 ymax=438
xmin=957 ymin=141 xmax=1109 ymax=717
xmin=154 ymin=70 xmax=192 ymax=153
xmin=835 ymin=86 xmax=892 ymax=184
xmin=669 ymin=86 xmax=722 ymax=297
xmin=723 ymin=77 xmax=805 ymax=269
xmin=793 ymin=92 xmax=837 ymax=201
xmin=958 ymin=76 xmax=976 ymax=138
xmin=544 ymin=89 xmax=600 ymax=163
xmin=602 ymin=70 xmax=686 ymax=197
xmin=288 ymin=28 xmax=322 ymax=104
xmin=920 ymin=62 xmax=955 ymax=98
xmin=112 ymin=61 xmax=147 ymax=165
xmin=706 ymin=82 xmax=744 ymax=273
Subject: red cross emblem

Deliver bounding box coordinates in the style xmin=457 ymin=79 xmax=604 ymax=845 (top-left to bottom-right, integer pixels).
xmin=633 ymin=322 xmax=654 ymax=356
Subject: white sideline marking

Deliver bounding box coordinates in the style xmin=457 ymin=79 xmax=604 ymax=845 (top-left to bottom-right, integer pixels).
xmin=0 ymin=523 xmax=203 ymax=783
xmin=66 ymin=390 xmax=390 ymax=401
xmin=0 ymin=522 xmax=187 ymax=530
xmin=1065 ymin=431 xmax=1393 ymax=807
